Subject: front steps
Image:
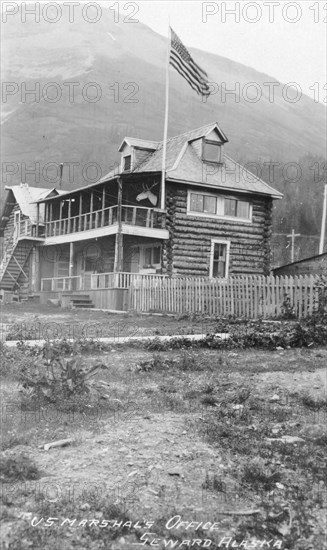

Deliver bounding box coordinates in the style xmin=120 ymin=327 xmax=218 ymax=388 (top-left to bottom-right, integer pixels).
xmin=20 ymin=294 xmax=41 ymax=304
xmin=62 ymin=294 xmax=95 ymax=309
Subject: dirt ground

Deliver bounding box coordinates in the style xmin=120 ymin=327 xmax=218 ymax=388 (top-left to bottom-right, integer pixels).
xmin=0 ymin=304 xmax=326 ymax=549
xmin=0 ymin=302 xmax=217 ymax=341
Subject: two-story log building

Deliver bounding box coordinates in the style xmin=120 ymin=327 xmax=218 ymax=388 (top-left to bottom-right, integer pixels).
xmin=0 ymin=122 xmax=282 ymax=308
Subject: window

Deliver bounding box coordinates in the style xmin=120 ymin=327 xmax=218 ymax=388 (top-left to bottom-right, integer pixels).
xmin=224 ymin=198 xmax=237 ymax=217
xmin=203 ymin=140 xmax=222 ymax=163
xmin=142 ymin=245 xmax=161 ymax=268
xmin=188 ymin=191 xmax=251 ymax=221
xmin=190 ymin=193 xmax=204 ymax=212
xmin=225 ymin=198 xmax=250 ymax=218
xmin=210 ymin=240 xmax=230 ymax=278
xmin=237 ymin=200 xmax=250 ymax=219
xmin=204 ymin=195 xmax=217 ymax=214
xmin=123 ymin=155 xmax=132 ymax=172
xmin=190 ymin=193 xmax=217 ymax=214
xmin=152 ymin=246 xmax=161 ymax=264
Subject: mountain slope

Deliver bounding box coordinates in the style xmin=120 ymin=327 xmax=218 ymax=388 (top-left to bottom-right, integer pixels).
xmin=1 ymin=9 xmax=326 ymax=192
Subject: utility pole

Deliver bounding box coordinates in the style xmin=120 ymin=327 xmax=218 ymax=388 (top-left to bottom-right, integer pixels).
xmin=319 ymin=184 xmax=327 ymax=255
xmin=286 ymin=229 xmax=300 ymax=263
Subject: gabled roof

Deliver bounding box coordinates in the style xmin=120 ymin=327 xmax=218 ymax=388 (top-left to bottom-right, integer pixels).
xmin=101 ymin=122 xmax=282 ymax=199
xmin=34 ymin=123 xmax=283 ymax=203
xmin=119 ymin=137 xmax=160 ymax=152
xmin=2 ymin=184 xmax=66 ymax=224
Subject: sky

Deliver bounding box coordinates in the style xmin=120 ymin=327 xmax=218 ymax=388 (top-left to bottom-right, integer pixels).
xmin=136 ymin=0 xmax=327 ymax=102
xmin=1 ymin=0 xmax=326 ymax=103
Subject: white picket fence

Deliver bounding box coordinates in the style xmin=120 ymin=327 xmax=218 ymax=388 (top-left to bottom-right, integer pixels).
xmin=129 ymin=275 xmax=321 ymax=318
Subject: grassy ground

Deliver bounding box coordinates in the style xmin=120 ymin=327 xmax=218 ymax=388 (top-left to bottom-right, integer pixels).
xmin=0 ymin=303 xmax=218 ymax=341
xmin=0 ymin=304 xmax=326 ymax=549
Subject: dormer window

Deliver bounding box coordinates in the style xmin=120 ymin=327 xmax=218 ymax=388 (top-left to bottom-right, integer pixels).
xmin=203 ymin=139 xmax=222 ymax=163
xmin=123 ymin=155 xmax=132 ymax=172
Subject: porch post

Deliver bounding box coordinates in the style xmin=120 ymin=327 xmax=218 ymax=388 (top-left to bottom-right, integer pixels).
xmin=69 ymin=242 xmax=74 ymax=277
xmin=36 ymin=203 xmax=40 ymax=237
xmin=79 ymin=194 xmax=83 ymax=231
xmin=30 ymin=246 xmax=36 ymax=292
xmin=90 ymin=192 xmax=94 ymax=230
xmin=69 ymin=242 xmax=74 ymax=290
xmin=59 ymin=200 xmax=63 ymax=234
xmin=68 ymin=199 xmax=72 ymax=233
xmin=114 ymin=177 xmax=123 ymax=274
xmin=102 ymin=186 xmax=105 ymax=226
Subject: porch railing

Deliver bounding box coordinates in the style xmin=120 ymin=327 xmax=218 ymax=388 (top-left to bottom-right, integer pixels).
xmin=41 ymin=276 xmax=83 ymax=292
xmin=45 ymin=205 xmax=166 ymax=238
xmin=15 ymin=221 xmax=45 ymax=241
xmin=91 ymin=272 xmax=168 ymax=289
xmin=40 ymin=272 xmax=167 ymax=292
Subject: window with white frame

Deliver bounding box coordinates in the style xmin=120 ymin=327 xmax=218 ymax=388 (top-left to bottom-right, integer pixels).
xmin=210 ymin=240 xmax=230 ymax=278
xmin=188 ymin=191 xmax=251 ymax=221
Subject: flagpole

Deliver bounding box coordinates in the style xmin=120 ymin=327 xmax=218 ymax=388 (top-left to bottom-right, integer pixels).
xmin=161 ymin=25 xmax=171 ymax=210
xmin=319 ymin=184 xmax=327 ymax=255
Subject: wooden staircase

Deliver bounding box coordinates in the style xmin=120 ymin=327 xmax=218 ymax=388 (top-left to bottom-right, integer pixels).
xmin=63 ymin=294 xmax=95 ymax=309
xmin=0 ymin=241 xmax=34 ymax=291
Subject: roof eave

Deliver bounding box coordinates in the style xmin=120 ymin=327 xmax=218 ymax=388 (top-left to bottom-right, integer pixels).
xmin=165 ymin=176 xmax=283 ymax=199
xmin=33 ymin=174 xmax=122 ymax=203
xmin=204 ymin=123 xmax=229 ymax=143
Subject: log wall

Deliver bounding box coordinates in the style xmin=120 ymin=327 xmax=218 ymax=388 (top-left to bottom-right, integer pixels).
xmin=165 ymin=183 xmax=273 ymax=277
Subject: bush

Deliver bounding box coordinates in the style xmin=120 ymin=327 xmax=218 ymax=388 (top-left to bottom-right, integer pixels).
xmin=0 ymin=453 xmax=40 ymax=482
xmin=300 ymin=392 xmax=327 ymax=412
xmin=18 ymin=356 xmax=107 ymax=406
xmin=242 ymin=457 xmax=282 ymax=491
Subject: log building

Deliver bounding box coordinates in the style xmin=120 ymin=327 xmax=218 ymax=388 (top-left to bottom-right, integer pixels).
xmin=0 ymin=122 xmax=282 ymax=307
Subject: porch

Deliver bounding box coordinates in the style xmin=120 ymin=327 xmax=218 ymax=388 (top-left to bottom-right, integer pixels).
xmin=16 ymin=219 xmax=45 ymax=241
xmin=39 ymin=233 xmax=169 ymax=297
xmin=37 ymin=177 xmax=168 ymax=245
xmin=40 ymin=271 xmax=168 ymax=292
xmin=44 ymin=205 xmax=166 ymax=239
xmin=39 ymin=271 xmax=168 ymax=311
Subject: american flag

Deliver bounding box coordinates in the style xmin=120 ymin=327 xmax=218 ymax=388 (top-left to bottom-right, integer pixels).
xmin=169 ymin=27 xmax=211 ymax=97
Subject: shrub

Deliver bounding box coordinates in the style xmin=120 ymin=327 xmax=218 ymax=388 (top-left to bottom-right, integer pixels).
xmin=18 ymin=356 xmax=107 ymax=406
xmin=242 ymin=457 xmax=282 ymax=491
xmin=281 ymin=294 xmax=296 ymax=319
xmin=0 ymin=453 xmax=40 ymax=482
xmin=1 ymin=431 xmax=31 ymax=451
xmin=300 ymin=392 xmax=327 ymax=412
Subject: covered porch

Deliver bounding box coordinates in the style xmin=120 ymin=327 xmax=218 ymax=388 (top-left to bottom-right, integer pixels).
xmin=39 ymin=235 xmax=168 ymax=292
xmin=37 ymin=175 xmax=167 ymax=244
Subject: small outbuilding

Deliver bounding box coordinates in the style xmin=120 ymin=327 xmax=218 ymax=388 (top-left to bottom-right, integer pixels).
xmin=272 ymin=252 xmax=327 ymax=277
